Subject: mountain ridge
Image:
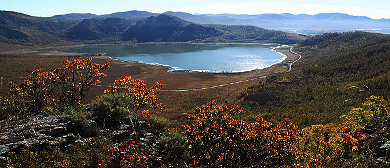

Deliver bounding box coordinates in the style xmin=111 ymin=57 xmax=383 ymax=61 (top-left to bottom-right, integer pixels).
xmin=0 ymin=10 xmax=305 ymax=45
xmin=51 ymin=10 xmax=390 ymax=34
xmin=53 ymin=10 xmax=158 ymax=20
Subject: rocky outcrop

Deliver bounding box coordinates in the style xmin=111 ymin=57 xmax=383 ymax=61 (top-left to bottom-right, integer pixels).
xmin=359 ymin=118 xmax=390 ymax=164
xmin=0 ymin=113 xmax=155 ymax=162
xmin=0 ymin=114 xmax=76 ymax=156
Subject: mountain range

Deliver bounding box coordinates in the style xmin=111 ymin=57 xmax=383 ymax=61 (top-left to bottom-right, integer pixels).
xmin=0 ymin=10 xmax=305 ymax=45
xmin=53 ymin=11 xmax=390 ymax=35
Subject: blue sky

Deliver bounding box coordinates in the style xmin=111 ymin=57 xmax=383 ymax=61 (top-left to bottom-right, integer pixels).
xmin=1 ymin=0 xmax=389 ymax=19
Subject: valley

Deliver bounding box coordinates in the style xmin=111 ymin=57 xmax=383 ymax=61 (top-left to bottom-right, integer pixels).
xmin=1 ymin=7 xmax=390 ymax=167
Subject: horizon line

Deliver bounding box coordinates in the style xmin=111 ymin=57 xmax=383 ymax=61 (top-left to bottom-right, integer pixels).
xmin=2 ymin=9 xmax=389 ymax=20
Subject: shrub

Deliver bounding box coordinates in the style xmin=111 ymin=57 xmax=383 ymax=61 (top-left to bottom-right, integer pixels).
xmin=61 ymin=107 xmax=92 ymax=126
xmin=341 ymin=95 xmax=389 ymax=130
xmin=0 ymin=95 xmax=22 ymax=120
xmin=104 ymin=76 xmax=165 ymax=110
xmin=8 ymin=69 xmax=57 ymax=113
xmin=298 ymin=124 xmax=345 ymax=167
xmin=156 ymin=130 xmax=189 ymax=167
xmin=104 ymin=141 xmax=156 ymax=168
xmin=55 ymin=58 xmax=110 ymax=108
xmin=183 ymin=98 xmax=303 ymax=167
xmin=1 ymin=58 xmax=110 ymax=119
xmin=1 ymin=79 xmax=47 ymax=118
xmin=9 ymin=137 xmax=112 ymax=168
xmin=92 ymin=93 xmax=135 ymax=128
xmin=143 ymin=114 xmax=180 ymax=132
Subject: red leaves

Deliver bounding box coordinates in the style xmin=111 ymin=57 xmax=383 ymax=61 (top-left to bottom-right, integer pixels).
xmin=54 ymin=57 xmax=110 ymax=107
xmin=343 ymin=127 xmax=351 ymax=133
xmin=6 ymin=57 xmax=110 ymax=112
xmin=8 ymin=66 xmax=58 ymax=113
xmin=103 ymin=141 xmax=155 ymax=167
xmin=182 ymin=98 xmax=302 ymax=167
xmin=104 ymin=76 xmax=165 ymax=110
xmin=342 ymin=130 xmax=367 ymax=146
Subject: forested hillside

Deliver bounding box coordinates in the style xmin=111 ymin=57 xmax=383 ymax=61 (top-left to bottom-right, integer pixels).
xmin=242 ymin=32 xmax=390 ymax=126
xmin=0 ymin=11 xmax=304 ymax=45
xmin=121 ymin=14 xmax=223 ymax=42
xmin=65 ymin=17 xmax=134 ymax=42
xmin=0 ymin=11 xmax=77 ymax=44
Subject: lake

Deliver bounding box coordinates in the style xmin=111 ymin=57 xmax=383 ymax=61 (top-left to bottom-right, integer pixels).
xmin=52 ymin=43 xmax=286 ymax=73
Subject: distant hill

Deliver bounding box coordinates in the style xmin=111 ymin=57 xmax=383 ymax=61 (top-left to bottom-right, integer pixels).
xmin=52 ymin=11 xmax=390 ymax=35
xmin=162 ymin=11 xmax=226 ymax=25
xmin=53 ymin=10 xmax=158 ymax=20
xmin=202 ymin=13 xmax=390 ymax=34
xmin=0 ymin=11 xmax=305 ymax=45
xmin=52 ymin=13 xmax=98 ymax=20
xmin=103 ymin=11 xmax=158 ymax=20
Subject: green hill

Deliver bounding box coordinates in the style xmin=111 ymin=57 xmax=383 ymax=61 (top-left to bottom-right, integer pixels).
xmin=241 ymin=31 xmax=390 ymax=126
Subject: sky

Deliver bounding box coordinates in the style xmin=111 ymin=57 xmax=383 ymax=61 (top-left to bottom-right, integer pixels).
xmin=1 ymin=0 xmax=390 ymax=19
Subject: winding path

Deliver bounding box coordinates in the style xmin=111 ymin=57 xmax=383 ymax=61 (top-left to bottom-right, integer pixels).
xmin=286 ymin=46 xmax=302 ymax=72
xmin=160 ymin=45 xmax=301 ymax=92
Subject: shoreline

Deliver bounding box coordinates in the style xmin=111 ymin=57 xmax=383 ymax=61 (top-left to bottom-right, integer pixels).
xmin=85 ymin=43 xmax=291 ymax=75
xmin=23 ymin=42 xmax=280 ymax=52
xmin=91 ymin=44 xmax=296 ymax=89
xmin=17 ymin=42 xmax=292 ymax=75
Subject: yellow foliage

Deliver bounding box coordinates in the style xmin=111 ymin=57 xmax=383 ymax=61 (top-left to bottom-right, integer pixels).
xmin=276 ymin=76 xmax=293 ymax=83
xmin=341 ymin=95 xmax=389 ymax=130
xmin=298 ymin=123 xmax=345 ymax=166
xmin=295 ymin=95 xmax=389 ymax=167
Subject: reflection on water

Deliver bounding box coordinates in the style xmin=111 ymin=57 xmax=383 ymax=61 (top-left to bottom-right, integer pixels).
xmin=44 ymin=43 xmax=285 ymax=73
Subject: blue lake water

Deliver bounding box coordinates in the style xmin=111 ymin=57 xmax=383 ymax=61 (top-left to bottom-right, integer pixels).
xmin=53 ymin=43 xmax=285 ymax=73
